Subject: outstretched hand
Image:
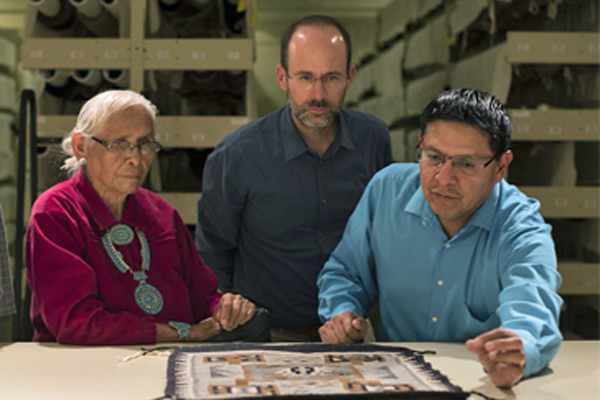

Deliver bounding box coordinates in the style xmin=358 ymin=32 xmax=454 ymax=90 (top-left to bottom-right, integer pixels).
xmin=319 ymin=311 xmax=368 ymax=344
xmin=212 ymin=293 xmax=256 ymax=331
xmin=466 ymin=328 xmax=525 ymax=388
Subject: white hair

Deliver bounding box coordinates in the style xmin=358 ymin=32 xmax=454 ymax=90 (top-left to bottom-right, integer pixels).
xmin=61 ymin=90 xmax=158 ymax=176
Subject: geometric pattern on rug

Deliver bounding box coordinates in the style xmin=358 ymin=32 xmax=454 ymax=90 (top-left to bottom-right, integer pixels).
xmin=165 ymin=343 xmax=468 ymax=399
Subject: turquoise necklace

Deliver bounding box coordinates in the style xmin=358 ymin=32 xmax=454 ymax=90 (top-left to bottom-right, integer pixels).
xmin=101 ymin=224 xmax=164 ymax=315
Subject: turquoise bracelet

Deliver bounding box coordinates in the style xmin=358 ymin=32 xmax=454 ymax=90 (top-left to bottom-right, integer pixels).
xmin=169 ymin=321 xmax=191 ymax=341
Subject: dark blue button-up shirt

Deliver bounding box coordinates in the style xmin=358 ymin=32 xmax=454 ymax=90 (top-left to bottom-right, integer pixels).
xmin=195 ymin=105 xmax=391 ymax=328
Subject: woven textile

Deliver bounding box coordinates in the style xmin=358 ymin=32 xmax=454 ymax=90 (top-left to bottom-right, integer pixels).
xmin=165 ymin=343 xmax=468 ymax=399
xmin=0 ymin=204 xmax=16 ymax=317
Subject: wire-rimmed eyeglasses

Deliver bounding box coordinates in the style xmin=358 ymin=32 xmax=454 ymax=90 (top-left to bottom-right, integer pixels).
xmin=90 ymin=136 xmax=162 ymax=157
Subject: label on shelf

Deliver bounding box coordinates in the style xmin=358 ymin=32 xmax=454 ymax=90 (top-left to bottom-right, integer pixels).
xmin=104 ymin=51 xmax=118 ymax=59
xmin=192 ymin=133 xmax=205 ymax=142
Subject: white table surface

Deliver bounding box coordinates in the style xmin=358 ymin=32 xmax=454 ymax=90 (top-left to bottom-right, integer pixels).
xmin=0 ymin=340 xmax=598 ymax=399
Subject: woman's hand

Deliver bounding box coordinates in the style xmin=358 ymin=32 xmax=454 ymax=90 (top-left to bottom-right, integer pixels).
xmin=212 ymin=293 xmax=256 ymax=331
xmin=189 ymin=317 xmax=222 ymax=341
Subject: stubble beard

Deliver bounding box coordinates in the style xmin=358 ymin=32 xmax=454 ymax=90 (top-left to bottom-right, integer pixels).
xmin=288 ymin=90 xmax=346 ymax=130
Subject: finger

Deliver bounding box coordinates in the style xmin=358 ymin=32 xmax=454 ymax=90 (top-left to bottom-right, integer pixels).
xmin=489 ymin=363 xmax=525 ymax=388
xmin=324 ymin=315 xmax=351 ymax=344
xmin=223 ymin=295 xmax=243 ymax=330
xmin=238 ymin=301 xmax=256 ymax=326
xmin=484 ymin=335 xmax=523 ymax=353
xmin=488 ymin=348 xmax=526 ymax=366
xmin=215 ymin=294 xmax=233 ymax=328
xmin=475 ymin=352 xmax=496 ymax=373
xmin=319 ymin=323 xmax=340 ymax=344
xmin=227 ymin=296 xmax=251 ymax=329
xmin=466 ymin=338 xmax=486 ymax=355
xmin=344 ymin=316 xmax=366 ymax=341
xmin=351 ymin=318 xmax=368 ymax=338
xmin=332 ymin=315 xmax=360 ymax=344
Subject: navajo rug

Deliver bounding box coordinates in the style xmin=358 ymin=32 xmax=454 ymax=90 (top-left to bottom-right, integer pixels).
xmin=165 ymin=343 xmax=469 ymax=399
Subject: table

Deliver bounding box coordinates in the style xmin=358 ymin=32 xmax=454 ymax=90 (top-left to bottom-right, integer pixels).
xmin=0 ymin=341 xmax=598 ymax=399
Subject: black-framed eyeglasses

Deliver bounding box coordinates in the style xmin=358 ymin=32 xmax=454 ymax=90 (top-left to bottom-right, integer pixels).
xmin=416 ymin=146 xmax=502 ymax=177
xmin=91 ymin=136 xmax=162 ymax=157
xmin=285 ymin=72 xmax=348 ymax=90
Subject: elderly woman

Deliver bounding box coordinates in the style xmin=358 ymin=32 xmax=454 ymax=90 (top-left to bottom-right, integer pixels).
xmin=26 ymin=90 xmax=261 ymax=345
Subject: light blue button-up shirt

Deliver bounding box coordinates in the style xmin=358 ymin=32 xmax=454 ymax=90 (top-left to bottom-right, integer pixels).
xmin=318 ymin=163 xmax=563 ymax=377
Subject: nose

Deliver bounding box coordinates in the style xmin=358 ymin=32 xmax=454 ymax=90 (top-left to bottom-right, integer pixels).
xmin=435 ymin=158 xmax=458 ymax=185
xmin=126 ymin=146 xmax=143 ymax=166
xmin=310 ymin=78 xmax=327 ymax=100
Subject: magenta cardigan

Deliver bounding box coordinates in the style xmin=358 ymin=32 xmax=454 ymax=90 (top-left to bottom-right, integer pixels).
xmin=26 ymin=170 xmax=222 ymax=345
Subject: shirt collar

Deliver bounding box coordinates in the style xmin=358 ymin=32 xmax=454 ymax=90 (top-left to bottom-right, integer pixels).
xmin=405 ymin=177 xmax=500 ymax=233
xmin=72 ymin=169 xmax=148 ymax=233
xmin=281 ymin=105 xmax=355 ymax=162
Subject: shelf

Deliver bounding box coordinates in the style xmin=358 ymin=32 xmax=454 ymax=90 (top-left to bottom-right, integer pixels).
xmin=22 ymin=38 xmax=253 ymax=70
xmin=144 ymin=39 xmax=253 ymax=70
xmin=156 ymin=116 xmax=250 ymax=148
xmin=36 ymin=115 xmax=250 ymax=148
xmin=22 ymin=39 xmax=131 ymax=70
xmin=507 ymin=32 xmax=600 ymax=64
xmin=520 ymin=186 xmax=599 ymax=218
xmin=558 ymin=262 xmax=599 ymax=295
xmin=509 ymin=109 xmax=600 ymax=141
xmin=158 ymin=192 xmax=199 ymax=225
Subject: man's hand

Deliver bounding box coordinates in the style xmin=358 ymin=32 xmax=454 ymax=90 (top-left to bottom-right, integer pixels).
xmin=212 ymin=293 xmax=256 ymax=331
xmin=466 ymin=328 xmax=525 ymax=388
xmin=319 ymin=311 xmax=368 ymax=344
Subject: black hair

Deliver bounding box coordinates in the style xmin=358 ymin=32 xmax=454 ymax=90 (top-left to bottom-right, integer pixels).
xmin=280 ymin=15 xmax=352 ymax=74
xmin=419 ymin=88 xmax=511 ymax=156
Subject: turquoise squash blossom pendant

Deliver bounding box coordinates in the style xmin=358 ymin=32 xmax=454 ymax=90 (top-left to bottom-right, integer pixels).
xmin=102 ymin=224 xmax=164 ymax=315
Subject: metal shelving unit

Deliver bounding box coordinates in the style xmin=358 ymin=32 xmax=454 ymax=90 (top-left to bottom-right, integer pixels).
xmin=507 ymin=31 xmax=600 ymax=296
xmin=21 ymin=0 xmax=256 ymax=215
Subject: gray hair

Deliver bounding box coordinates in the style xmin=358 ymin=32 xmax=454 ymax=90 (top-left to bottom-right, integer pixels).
xmin=61 ymin=90 xmax=158 ymax=176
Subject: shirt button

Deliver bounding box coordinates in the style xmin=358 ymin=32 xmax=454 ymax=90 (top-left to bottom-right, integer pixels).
xmin=437 ymin=280 xmax=444 ymax=286
xmin=432 ymin=316 xmax=438 ymax=323
xmin=445 ymin=243 xmax=451 ymax=249
xmin=321 ymin=199 xmax=327 ymax=205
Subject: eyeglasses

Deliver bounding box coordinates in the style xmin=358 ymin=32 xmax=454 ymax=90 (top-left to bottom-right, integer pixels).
xmin=90 ymin=136 xmax=162 ymax=157
xmin=416 ymin=146 xmax=500 ymax=176
xmin=286 ymin=72 xmax=347 ymax=90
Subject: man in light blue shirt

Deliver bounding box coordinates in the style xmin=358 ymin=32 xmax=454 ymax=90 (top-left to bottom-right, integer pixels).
xmin=317 ymin=89 xmax=562 ymax=388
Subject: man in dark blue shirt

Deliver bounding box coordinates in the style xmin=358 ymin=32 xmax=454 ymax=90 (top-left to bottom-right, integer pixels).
xmin=195 ymin=15 xmax=392 ymax=341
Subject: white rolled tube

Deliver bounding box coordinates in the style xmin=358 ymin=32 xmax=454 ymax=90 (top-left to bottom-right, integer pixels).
xmin=39 ymin=69 xmax=71 ymax=87
xmin=102 ymin=69 xmax=129 ymax=87
xmin=28 ymin=0 xmax=62 ymax=18
xmin=98 ymin=0 xmax=120 ymax=18
xmin=68 ymin=0 xmax=102 ymax=19
xmin=71 ymin=69 xmax=103 ymax=87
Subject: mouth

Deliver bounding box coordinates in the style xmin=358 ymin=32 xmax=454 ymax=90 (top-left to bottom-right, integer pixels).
xmin=122 ymin=173 xmax=143 ymax=181
xmin=431 ymin=190 xmax=460 ymax=201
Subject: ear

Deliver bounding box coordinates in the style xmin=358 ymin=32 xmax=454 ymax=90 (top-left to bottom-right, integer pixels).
xmin=494 ymin=150 xmax=513 ymax=183
xmin=345 ymin=64 xmax=356 ymax=89
xmin=275 ymin=64 xmax=288 ymax=92
xmin=71 ymin=132 xmax=87 ymax=160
